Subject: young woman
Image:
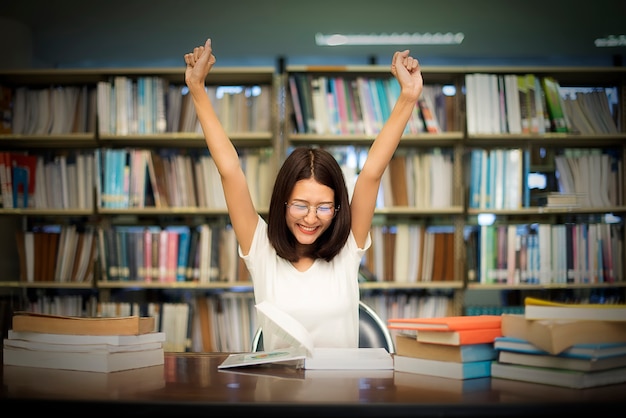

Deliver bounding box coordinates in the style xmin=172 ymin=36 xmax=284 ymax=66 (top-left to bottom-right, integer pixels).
xmin=184 ymin=39 xmax=423 ymax=351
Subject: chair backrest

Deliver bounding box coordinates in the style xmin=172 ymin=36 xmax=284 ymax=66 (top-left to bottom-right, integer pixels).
xmin=250 ymin=300 xmax=395 ymax=353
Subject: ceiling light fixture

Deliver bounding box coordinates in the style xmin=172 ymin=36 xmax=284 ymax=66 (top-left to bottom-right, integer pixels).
xmin=315 ymin=32 xmax=465 ymax=47
xmin=595 ymin=35 xmax=626 ymax=47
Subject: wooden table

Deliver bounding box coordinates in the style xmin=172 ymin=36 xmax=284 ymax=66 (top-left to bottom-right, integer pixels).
xmin=1 ymin=352 xmax=625 ymax=417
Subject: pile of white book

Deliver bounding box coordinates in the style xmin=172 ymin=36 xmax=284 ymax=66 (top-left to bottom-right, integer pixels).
xmin=3 ymin=312 xmax=165 ymax=373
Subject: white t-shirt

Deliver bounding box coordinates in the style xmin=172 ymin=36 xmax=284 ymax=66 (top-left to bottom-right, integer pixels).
xmin=240 ymin=215 xmax=371 ymax=351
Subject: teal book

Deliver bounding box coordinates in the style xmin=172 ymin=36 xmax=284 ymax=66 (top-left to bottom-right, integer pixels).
xmin=393 ymin=355 xmax=492 ymax=379
xmin=494 ymin=336 xmax=626 ymax=359
xmin=497 ymin=349 xmax=626 ymax=372
xmin=395 ymin=334 xmax=497 ymax=362
xmin=468 ymin=149 xmax=483 ymax=209
xmin=166 ymin=225 xmax=191 ymax=282
xmin=491 ymin=361 xmax=626 ymax=389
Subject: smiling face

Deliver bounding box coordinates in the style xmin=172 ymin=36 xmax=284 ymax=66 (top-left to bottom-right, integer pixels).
xmin=285 ymin=178 xmax=335 ymax=247
xmin=267 ymin=147 xmax=351 ymax=263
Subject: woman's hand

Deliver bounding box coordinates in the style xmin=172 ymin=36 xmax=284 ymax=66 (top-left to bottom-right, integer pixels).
xmin=390 ymin=50 xmax=423 ymax=102
xmin=184 ymin=38 xmax=217 ymax=90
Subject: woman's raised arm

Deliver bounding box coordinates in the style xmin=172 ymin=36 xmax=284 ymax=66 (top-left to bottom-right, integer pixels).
xmin=350 ymin=50 xmax=423 ymax=248
xmin=184 ymin=38 xmax=259 ymax=254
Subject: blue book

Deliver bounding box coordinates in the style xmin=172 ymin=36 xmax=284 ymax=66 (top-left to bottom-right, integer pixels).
xmin=395 ymin=334 xmax=497 ymax=363
xmin=115 ymin=226 xmax=130 ymax=280
xmin=491 ymin=361 xmax=626 ymax=389
xmin=394 ymin=355 xmax=491 ymax=379
xmin=468 ymin=149 xmax=483 ymax=209
xmin=166 ymin=225 xmax=191 ymax=282
xmin=375 ymin=78 xmax=390 ymax=121
xmin=494 ymin=336 xmax=626 ymax=359
xmin=497 ymin=348 xmax=626 ymax=372
xmin=114 ymin=225 xmax=145 ymax=281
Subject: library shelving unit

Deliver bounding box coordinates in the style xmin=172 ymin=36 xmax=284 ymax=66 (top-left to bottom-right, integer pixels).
xmin=0 ymin=66 xmax=280 ymax=351
xmin=1 ymin=64 xmax=625 ymax=350
xmin=461 ymin=66 xmax=626 ymax=313
xmin=283 ymin=65 xmax=469 ymax=320
xmin=282 ymin=64 xmax=626 ymax=318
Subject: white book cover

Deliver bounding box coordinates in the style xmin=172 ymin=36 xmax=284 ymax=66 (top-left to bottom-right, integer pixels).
xmin=304 ymin=347 xmax=392 ymax=370
xmin=7 ymin=330 xmax=166 ymax=345
xmin=3 ymin=338 xmax=162 ymax=353
xmin=3 ymin=346 xmax=164 ymax=373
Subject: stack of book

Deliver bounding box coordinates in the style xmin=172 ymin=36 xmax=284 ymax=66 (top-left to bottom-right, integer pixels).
xmin=3 ymin=311 xmax=165 ymax=373
xmin=491 ymin=297 xmax=626 ymax=389
xmin=388 ymin=315 xmax=502 ymax=379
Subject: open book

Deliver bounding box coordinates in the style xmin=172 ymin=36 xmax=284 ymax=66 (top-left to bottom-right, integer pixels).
xmin=218 ymin=301 xmax=393 ymax=370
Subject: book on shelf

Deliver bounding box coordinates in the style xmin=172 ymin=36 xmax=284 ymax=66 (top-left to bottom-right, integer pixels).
xmin=11 ymin=311 xmax=156 ymax=336
xmin=393 ymin=355 xmax=492 ymax=379
xmin=497 ymin=349 xmax=626 ymax=372
xmin=524 ymin=297 xmax=626 ymax=322
xmin=501 ymin=313 xmax=626 ymax=355
xmin=416 ymin=327 xmax=503 ymax=346
xmin=9 ymin=153 xmax=38 ymax=208
xmin=0 ymin=151 xmax=14 ymax=208
xmin=536 ymin=192 xmax=586 ymax=208
xmin=387 ymin=314 xmax=501 ymax=331
xmin=395 ymin=333 xmax=497 ymax=362
xmin=494 ymin=336 xmax=626 ymax=359
xmin=540 ymin=76 xmax=569 ymax=133
xmin=218 ymin=300 xmax=393 ymax=370
xmin=0 ymin=85 xmax=12 ymax=134
xmin=490 ymin=361 xmax=626 ymax=389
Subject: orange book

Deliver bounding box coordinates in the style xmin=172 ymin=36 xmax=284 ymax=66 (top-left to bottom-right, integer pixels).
xmin=383 ymin=227 xmax=395 ymax=281
xmin=389 ymin=154 xmax=408 ymax=206
xmin=431 ymin=232 xmax=446 ymax=281
xmin=416 ymin=327 xmax=503 ymax=346
xmin=443 ymin=232 xmax=455 ymax=281
xmin=11 ymin=312 xmax=156 ymax=336
xmin=387 ymin=315 xmax=502 ymax=331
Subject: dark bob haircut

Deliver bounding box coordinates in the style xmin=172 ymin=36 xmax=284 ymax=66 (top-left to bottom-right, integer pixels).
xmin=267 ymin=147 xmax=351 ymax=262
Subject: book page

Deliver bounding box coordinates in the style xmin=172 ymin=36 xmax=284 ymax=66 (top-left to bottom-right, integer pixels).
xmin=217 ymin=346 xmax=306 ymax=369
xmin=255 ymin=301 xmax=315 ymax=354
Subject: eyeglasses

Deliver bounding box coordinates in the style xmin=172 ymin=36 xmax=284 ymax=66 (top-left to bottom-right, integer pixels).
xmin=285 ymin=202 xmax=339 ymax=219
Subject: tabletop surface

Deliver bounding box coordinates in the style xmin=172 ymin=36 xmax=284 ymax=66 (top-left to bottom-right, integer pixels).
xmin=2 ymin=352 xmax=625 ymax=417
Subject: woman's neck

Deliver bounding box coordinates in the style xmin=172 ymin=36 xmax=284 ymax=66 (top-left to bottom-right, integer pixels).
xmin=291 ymin=256 xmax=315 ymax=272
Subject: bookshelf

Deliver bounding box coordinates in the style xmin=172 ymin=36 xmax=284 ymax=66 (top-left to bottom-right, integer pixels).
xmin=1 ymin=64 xmax=625 ymax=351
xmin=0 ymin=66 xmax=279 ymax=352
xmin=282 ymin=64 xmax=626 ymax=318
xmin=460 ymin=67 xmax=626 ymax=313
xmin=284 ymin=65 xmax=468 ymax=322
